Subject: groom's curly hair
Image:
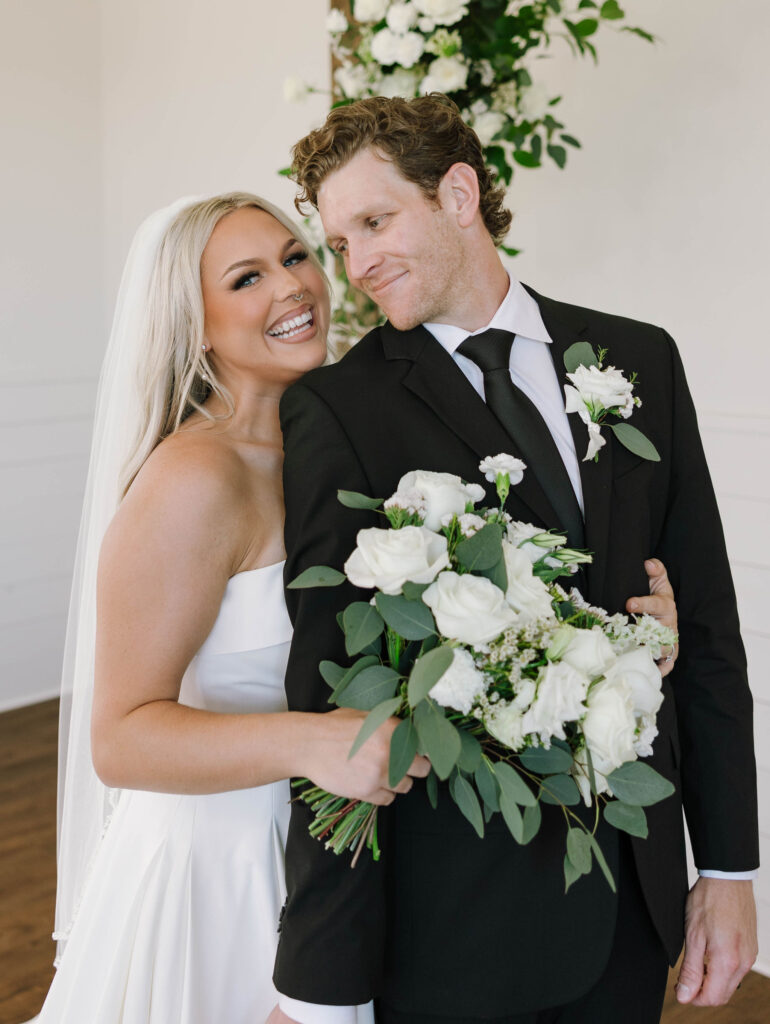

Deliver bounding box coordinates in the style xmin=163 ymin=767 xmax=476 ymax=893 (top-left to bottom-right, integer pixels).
xmin=291 ymin=94 xmax=512 ymax=245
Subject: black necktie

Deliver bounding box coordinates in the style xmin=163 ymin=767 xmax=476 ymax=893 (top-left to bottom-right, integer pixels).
xmin=458 ymin=328 xmax=585 ymax=549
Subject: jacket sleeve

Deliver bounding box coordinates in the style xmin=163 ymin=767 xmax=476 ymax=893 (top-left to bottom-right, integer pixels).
xmin=655 ymin=330 xmax=759 ymax=872
xmin=273 ymin=379 xmax=389 ymax=1004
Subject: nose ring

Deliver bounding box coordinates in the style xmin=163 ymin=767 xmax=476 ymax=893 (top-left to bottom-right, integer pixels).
xmin=291 ymin=291 xmax=304 ymax=302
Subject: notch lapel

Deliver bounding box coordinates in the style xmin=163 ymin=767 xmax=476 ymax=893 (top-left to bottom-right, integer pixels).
xmin=381 ymin=321 xmax=561 ymax=531
xmin=524 ymin=287 xmax=613 ymax=602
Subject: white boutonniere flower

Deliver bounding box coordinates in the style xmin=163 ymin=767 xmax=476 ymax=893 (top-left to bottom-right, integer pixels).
xmin=562 ymin=342 xmax=660 ymax=463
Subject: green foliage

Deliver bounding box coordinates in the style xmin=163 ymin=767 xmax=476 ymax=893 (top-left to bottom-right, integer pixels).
xmin=455 ymin=522 xmax=505 ymax=572
xmin=343 ymin=602 xmax=385 ymax=656
xmin=389 ymin=717 xmax=418 ymax=787
xmin=610 ymin=422 xmax=661 ymax=462
xmin=407 ymin=645 xmax=455 ymax=707
xmin=288 ymin=565 xmax=345 ymax=589
xmin=336 ymin=665 xmax=400 ymax=710
xmin=450 ymin=770 xmax=485 ymax=838
xmin=337 ymin=489 xmax=384 ymax=510
xmin=563 ymin=341 xmax=599 ymax=373
xmin=376 ymin=592 xmax=436 ymax=641
xmin=414 ymin=699 xmax=462 ymax=780
xmin=604 ymin=800 xmax=649 ymax=837
xmin=518 ymin=744 xmax=573 ymax=775
xmin=349 ymin=697 xmax=403 ymax=757
xmin=607 ymin=762 xmax=675 ymax=806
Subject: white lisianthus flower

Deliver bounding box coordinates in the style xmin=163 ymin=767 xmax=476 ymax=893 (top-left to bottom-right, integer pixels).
xmin=355 ymin=0 xmax=389 ymax=22
xmin=420 ymin=55 xmax=468 ymax=94
xmin=344 ymin=525 xmax=449 ymax=595
xmin=559 ymin=626 xmax=616 ymax=680
xmin=479 ymin=453 xmax=526 ymax=485
xmin=334 ymin=63 xmax=371 ymax=99
xmin=502 ymin=543 xmax=556 ymax=622
xmin=518 ymin=81 xmax=550 ymax=121
xmin=283 ymin=76 xmax=309 ymax=103
xmin=507 ymin=520 xmax=563 ymax=563
xmin=422 ymin=571 xmax=518 ymax=646
xmin=521 ymin=661 xmax=590 ymax=743
xmin=473 ymin=109 xmax=506 ymax=145
xmin=565 ymin=364 xmax=636 ymax=418
xmin=484 ymin=700 xmax=526 ymax=751
xmin=377 ymin=67 xmax=420 ymax=97
xmin=395 ymin=469 xmax=484 ymax=531
xmin=429 ymin=647 xmax=488 ymax=714
xmin=573 ymin=676 xmax=637 ymax=803
xmin=326 ymin=8 xmax=348 ymax=33
xmin=386 ymin=1 xmax=418 ymax=34
xmin=604 ymin=647 xmax=663 ymax=756
xmin=412 ymin=0 xmax=468 ymax=26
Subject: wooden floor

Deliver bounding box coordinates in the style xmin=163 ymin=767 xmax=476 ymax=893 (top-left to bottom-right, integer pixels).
xmin=1 ymin=699 xmax=767 ymax=1023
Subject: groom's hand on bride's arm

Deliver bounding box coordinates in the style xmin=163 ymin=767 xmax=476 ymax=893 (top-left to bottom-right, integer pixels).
xmin=676 ymin=877 xmax=758 ymax=1006
xmin=302 ymin=707 xmax=431 ymax=805
xmin=625 ymin=557 xmax=679 ymax=677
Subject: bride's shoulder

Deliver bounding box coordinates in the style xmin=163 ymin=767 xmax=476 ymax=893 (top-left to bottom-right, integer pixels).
xmin=133 ymin=429 xmax=247 ymax=510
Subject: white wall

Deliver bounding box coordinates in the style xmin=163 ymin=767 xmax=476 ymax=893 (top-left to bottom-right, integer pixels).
xmin=0 ymin=0 xmax=102 ymax=711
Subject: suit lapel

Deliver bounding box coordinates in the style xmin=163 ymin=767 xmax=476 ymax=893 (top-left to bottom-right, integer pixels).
xmin=524 ymin=287 xmax=613 ymax=602
xmin=381 ymin=321 xmax=561 ymax=530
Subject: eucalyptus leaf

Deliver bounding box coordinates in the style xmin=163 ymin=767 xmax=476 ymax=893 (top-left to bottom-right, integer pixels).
xmin=375 ymin=592 xmax=436 ymax=640
xmin=407 ymin=645 xmax=455 ymax=707
xmin=564 ymin=853 xmax=582 ymax=893
xmin=389 ymin=717 xmax=418 ymax=787
xmin=349 ymin=697 xmax=402 ymax=758
xmin=457 ymin=730 xmax=483 ymax=773
xmin=610 ymin=422 xmax=661 ymax=462
xmin=547 ymin=144 xmax=567 ymax=169
xmin=607 ymin=761 xmax=674 ymax=806
xmin=336 ymin=665 xmax=400 ymax=711
xmin=337 ymin=489 xmax=384 ymax=510
xmin=563 ymin=341 xmax=598 ymax=374
xmin=500 ymin=793 xmax=524 ymax=842
xmin=402 ymin=581 xmax=430 ymax=601
xmin=539 ymin=773 xmax=581 ymax=806
xmin=494 ymin=761 xmax=537 ymax=807
xmin=413 ymin=699 xmax=462 ymax=780
xmin=521 ymin=801 xmax=542 ymax=844
xmin=474 ymin=759 xmax=500 ymax=812
xmin=587 ymin=832 xmax=616 ymax=892
xmin=455 ymin=523 xmax=504 ymax=572
xmin=319 ymin=660 xmax=346 ymax=690
xmin=478 ymin=556 xmax=508 ymax=593
xmin=343 ymin=602 xmax=385 ymax=656
xmin=450 ymin=772 xmax=485 ymax=838
xmin=288 ymin=565 xmax=345 ymax=589
xmin=330 ymin=655 xmax=380 ymax=703
xmin=603 ymin=800 xmax=648 ymax=838
xmin=566 ymin=827 xmax=592 ymax=874
xmin=518 ymin=745 xmax=573 ymax=775
xmin=426 ymin=768 xmax=439 ymax=809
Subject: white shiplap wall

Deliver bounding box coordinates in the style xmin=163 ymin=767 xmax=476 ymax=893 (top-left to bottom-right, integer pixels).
xmin=699 ymin=412 xmax=770 ymax=973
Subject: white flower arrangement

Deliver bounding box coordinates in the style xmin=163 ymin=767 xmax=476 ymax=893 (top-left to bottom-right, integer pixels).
xmin=290 ymin=453 xmax=676 ymax=885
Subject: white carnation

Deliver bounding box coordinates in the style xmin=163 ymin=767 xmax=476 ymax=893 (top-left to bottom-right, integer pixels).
xmin=354 ymin=0 xmax=389 ymax=22
xmin=502 ymin=543 xmax=556 ymax=622
xmin=420 ymin=55 xmax=468 ymax=94
xmin=344 ymin=525 xmax=449 ymax=595
xmin=479 ymin=453 xmax=526 ymax=485
xmin=326 ymin=8 xmax=348 ymax=33
xmin=386 ymin=2 xmax=418 ymax=33
xmin=422 ymin=571 xmax=518 ymax=646
xmin=412 ymin=0 xmax=468 ymax=26
xmin=484 ymin=700 xmax=526 ymax=751
xmin=395 ymin=469 xmax=484 ymax=531
xmin=429 ymin=647 xmax=488 ymax=714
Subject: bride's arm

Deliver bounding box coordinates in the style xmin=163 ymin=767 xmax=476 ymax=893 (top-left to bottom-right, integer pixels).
xmin=90 ymin=441 xmax=423 ymax=800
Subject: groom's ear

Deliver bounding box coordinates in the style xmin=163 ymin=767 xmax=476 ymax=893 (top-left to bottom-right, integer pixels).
xmin=439 ymin=162 xmax=480 ymax=229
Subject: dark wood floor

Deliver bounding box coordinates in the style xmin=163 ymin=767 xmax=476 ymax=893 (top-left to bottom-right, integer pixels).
xmin=1 ymin=699 xmax=767 ymax=1023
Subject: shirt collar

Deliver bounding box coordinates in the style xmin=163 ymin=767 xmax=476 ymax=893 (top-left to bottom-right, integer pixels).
xmin=423 ymin=276 xmax=552 ymax=355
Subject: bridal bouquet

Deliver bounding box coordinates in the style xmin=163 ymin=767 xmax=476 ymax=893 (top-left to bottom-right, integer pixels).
xmin=290 ymin=455 xmax=675 ymax=889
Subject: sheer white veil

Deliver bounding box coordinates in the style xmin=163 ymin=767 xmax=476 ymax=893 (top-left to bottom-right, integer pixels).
xmin=53 ymin=197 xmax=202 ymax=961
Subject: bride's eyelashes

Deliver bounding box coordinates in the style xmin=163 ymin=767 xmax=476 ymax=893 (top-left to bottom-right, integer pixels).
xmin=232 ymin=249 xmax=310 ymax=291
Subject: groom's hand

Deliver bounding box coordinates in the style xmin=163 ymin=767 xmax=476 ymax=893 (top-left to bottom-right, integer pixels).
xmin=625 ymin=557 xmax=679 ymax=677
xmin=304 ymin=707 xmax=430 ymax=806
xmin=676 ymin=877 xmax=758 ymax=1005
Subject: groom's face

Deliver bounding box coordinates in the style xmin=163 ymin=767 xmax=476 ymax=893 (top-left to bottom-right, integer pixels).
xmin=318 ymin=147 xmax=464 ymax=331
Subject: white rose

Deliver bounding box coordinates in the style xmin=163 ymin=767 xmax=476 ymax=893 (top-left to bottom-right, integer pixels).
xmin=634 ymin=714 xmax=659 ymax=758
xmin=429 ymin=647 xmax=488 ymax=714
xmin=484 ymin=700 xmax=526 ymax=751
xmin=386 ymin=2 xmax=418 ymax=33
xmin=395 ymin=469 xmax=484 ymax=531
xmin=334 ymin=63 xmax=370 ymax=99
xmin=422 ymin=571 xmax=518 ymax=646
xmin=521 ymin=661 xmax=590 ymax=743
xmin=354 ymin=0 xmax=389 ymax=22
xmin=479 ymin=453 xmax=526 ymax=485
xmin=473 ymin=109 xmax=506 ymax=146
xmin=344 ymin=525 xmax=449 ymax=595
xmin=565 ymin=364 xmax=635 ymax=416
xmin=420 ymin=55 xmax=468 ymax=94
xmin=604 ymin=647 xmax=663 ymax=757
xmin=518 ymin=81 xmax=550 ymax=121
xmin=412 ymin=0 xmax=468 ymax=26
xmin=574 ymin=676 xmax=637 ymax=802
xmin=283 ymin=76 xmax=309 ymax=103
xmin=559 ymin=626 xmax=616 ymax=680
xmin=378 ymin=67 xmax=420 ymax=97
xmin=502 ymin=543 xmax=556 ymax=622
xmin=394 ymin=30 xmax=425 ymax=68
xmin=326 ymin=8 xmax=348 ymax=33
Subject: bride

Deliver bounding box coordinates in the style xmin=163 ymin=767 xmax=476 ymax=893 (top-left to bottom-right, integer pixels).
xmin=32 ymin=193 xmax=429 ymax=1023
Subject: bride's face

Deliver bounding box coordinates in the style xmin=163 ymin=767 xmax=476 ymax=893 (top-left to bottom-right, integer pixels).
xmin=200 ymin=207 xmax=329 ymax=390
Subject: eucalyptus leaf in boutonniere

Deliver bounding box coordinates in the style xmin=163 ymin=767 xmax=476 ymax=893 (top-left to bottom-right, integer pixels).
xmin=563 ymin=342 xmax=660 ymax=463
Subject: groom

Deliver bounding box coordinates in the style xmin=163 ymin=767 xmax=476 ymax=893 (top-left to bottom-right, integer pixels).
xmin=273 ymin=95 xmax=758 ymax=1022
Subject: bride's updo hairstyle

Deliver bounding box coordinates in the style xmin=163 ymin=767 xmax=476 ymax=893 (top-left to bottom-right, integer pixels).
xmin=119 ymin=192 xmax=324 ymax=496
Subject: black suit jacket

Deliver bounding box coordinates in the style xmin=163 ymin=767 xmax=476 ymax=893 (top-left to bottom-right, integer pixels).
xmin=273 ymin=289 xmax=758 ymax=1016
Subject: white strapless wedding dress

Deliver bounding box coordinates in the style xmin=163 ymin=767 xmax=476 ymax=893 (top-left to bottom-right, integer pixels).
xmin=33 ymin=562 xmax=368 ymax=1024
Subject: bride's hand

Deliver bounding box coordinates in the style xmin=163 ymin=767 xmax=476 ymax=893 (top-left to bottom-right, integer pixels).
xmin=302 ymin=707 xmax=430 ymax=806
xmin=266 ymin=1005 xmax=300 ymax=1024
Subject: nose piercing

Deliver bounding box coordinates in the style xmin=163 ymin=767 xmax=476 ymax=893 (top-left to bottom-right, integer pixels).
xmin=291 ymin=292 xmax=304 ymax=302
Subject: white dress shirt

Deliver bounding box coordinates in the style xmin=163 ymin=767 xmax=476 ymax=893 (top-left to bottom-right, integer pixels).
xmin=277 ymin=278 xmax=754 ymax=1024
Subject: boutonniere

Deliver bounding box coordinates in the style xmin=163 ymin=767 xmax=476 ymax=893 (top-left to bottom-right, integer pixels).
xmin=562 ymin=342 xmax=660 ymax=463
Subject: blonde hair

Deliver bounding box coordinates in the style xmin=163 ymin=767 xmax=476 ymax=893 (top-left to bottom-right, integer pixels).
xmin=119 ymin=192 xmax=323 ymax=495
